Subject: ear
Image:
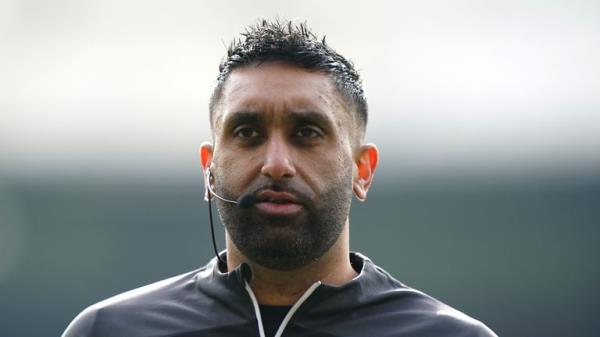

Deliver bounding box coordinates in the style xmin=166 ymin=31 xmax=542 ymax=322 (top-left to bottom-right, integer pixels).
xmin=353 ymin=144 xmax=379 ymax=201
xmin=199 ymin=142 xmax=214 ymax=201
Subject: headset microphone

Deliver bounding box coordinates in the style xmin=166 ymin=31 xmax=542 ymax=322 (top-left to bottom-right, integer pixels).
xmin=205 ymin=170 xmax=256 ymax=208
xmin=238 ymin=194 xmax=256 ymax=208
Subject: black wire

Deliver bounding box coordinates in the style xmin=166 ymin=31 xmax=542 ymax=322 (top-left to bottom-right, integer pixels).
xmin=208 ymin=193 xmax=225 ymax=265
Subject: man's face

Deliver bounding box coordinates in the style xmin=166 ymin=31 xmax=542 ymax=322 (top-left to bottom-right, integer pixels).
xmin=209 ymin=62 xmax=358 ymax=270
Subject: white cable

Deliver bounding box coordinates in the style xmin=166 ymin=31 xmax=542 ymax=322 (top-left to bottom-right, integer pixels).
xmin=206 ymin=170 xmax=238 ymax=204
xmin=274 ymin=281 xmax=322 ymax=337
xmin=245 ymin=281 xmax=266 ymax=337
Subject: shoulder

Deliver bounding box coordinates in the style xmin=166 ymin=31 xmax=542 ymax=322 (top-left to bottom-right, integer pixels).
xmin=349 ymin=253 xmax=498 ymax=337
xmin=406 ymin=298 xmax=498 ymax=337
xmin=400 ymin=288 xmax=497 ymax=337
xmin=61 ymin=267 xmax=205 ymax=337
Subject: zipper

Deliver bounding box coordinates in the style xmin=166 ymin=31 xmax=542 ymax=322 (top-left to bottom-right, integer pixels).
xmin=245 ymin=280 xmax=322 ymax=337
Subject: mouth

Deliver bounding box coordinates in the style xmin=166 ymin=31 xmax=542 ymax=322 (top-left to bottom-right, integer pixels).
xmin=254 ymin=190 xmax=303 ymax=216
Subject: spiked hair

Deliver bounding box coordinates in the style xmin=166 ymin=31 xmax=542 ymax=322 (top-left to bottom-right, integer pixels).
xmin=209 ymin=19 xmax=367 ymax=131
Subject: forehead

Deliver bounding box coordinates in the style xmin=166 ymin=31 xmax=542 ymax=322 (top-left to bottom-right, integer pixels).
xmin=214 ymin=62 xmax=350 ymax=130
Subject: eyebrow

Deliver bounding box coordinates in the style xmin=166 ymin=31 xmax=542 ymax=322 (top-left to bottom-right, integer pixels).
xmin=222 ymin=110 xmax=336 ymax=133
xmin=221 ymin=111 xmax=264 ymax=132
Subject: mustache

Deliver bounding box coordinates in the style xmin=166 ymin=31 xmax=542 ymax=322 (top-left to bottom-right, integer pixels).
xmin=244 ymin=182 xmax=313 ymax=206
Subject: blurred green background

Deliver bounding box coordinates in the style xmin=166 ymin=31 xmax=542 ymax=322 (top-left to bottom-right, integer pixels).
xmin=1 ymin=171 xmax=598 ymax=337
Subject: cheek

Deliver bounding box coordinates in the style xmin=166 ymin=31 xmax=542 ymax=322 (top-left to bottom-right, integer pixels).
xmin=300 ymin=147 xmax=354 ymax=189
xmin=213 ymin=153 xmax=256 ymax=189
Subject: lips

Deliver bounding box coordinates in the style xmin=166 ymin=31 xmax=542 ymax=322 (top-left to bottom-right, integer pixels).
xmin=254 ymin=190 xmax=303 ymax=216
xmin=256 ymin=190 xmax=299 ymax=203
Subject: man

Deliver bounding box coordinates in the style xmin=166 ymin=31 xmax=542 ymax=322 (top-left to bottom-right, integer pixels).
xmin=62 ymin=20 xmax=497 ymax=337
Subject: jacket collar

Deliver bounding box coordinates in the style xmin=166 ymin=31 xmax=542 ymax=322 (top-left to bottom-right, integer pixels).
xmin=194 ymin=251 xmax=401 ymax=319
xmin=204 ymin=251 xmax=371 ymax=285
xmin=197 ymin=251 xmax=391 ymax=298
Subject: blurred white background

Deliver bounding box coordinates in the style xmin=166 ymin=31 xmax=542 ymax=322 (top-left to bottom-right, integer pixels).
xmin=1 ymin=0 xmax=599 ymax=180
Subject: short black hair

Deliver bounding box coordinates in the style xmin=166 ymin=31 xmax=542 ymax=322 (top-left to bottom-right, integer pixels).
xmin=209 ymin=19 xmax=367 ymax=132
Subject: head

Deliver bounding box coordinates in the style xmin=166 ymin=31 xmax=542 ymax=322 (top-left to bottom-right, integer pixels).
xmin=200 ymin=19 xmax=378 ymax=270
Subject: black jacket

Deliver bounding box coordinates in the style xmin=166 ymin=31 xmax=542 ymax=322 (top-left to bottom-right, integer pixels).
xmin=62 ymin=252 xmax=497 ymax=337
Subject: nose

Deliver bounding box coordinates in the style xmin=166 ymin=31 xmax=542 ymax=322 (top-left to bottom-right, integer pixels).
xmin=261 ymin=133 xmax=296 ymax=180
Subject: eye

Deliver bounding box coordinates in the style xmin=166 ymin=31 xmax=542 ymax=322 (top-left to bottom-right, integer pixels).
xmin=295 ymin=126 xmax=323 ymax=140
xmin=234 ymin=126 xmax=260 ymax=139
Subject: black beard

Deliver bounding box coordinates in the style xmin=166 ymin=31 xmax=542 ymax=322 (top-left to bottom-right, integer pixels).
xmin=215 ymin=171 xmax=353 ymax=270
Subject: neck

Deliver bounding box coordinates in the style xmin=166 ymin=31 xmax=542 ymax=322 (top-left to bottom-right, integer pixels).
xmin=225 ymin=221 xmax=357 ymax=306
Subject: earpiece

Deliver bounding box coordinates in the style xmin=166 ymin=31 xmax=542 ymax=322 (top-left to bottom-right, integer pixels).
xmin=204 ymin=168 xmax=238 ymax=204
